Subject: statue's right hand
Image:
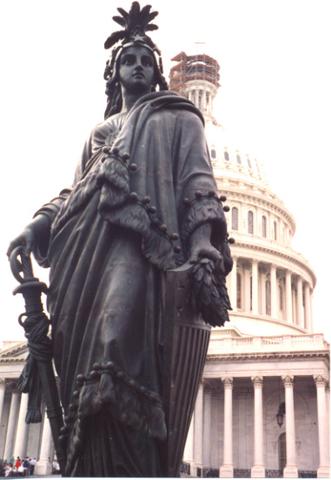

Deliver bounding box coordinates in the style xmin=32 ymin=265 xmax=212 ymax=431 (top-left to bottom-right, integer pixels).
xmin=7 ymin=214 xmax=51 ymax=260
xmin=7 ymin=225 xmax=36 ymax=259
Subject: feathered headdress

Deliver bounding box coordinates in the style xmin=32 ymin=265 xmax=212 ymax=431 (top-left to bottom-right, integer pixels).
xmin=104 ymin=2 xmax=163 ymax=81
xmin=103 ymin=2 xmax=168 ymax=119
xmin=105 ymin=2 xmax=159 ymax=50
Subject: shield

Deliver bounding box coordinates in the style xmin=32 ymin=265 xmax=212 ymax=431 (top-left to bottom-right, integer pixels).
xmin=162 ymin=262 xmax=211 ymax=476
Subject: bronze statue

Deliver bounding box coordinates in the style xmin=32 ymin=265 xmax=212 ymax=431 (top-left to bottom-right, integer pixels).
xmin=7 ymin=2 xmax=232 ymax=476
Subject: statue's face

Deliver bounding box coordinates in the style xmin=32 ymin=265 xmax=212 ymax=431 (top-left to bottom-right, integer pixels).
xmin=118 ymin=45 xmax=155 ymax=95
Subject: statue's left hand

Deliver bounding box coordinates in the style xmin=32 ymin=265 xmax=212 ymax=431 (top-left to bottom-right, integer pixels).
xmin=188 ymin=223 xmax=224 ymax=273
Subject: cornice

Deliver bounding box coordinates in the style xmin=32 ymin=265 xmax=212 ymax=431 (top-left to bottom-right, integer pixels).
xmin=0 ymin=358 xmax=27 ymax=365
xmin=207 ymin=350 xmax=329 ymax=362
xmin=231 ymin=241 xmax=316 ymax=285
xmin=0 ymin=343 xmax=27 ymax=358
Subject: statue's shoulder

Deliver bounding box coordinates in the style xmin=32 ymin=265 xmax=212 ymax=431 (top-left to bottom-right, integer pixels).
xmin=144 ymin=91 xmax=204 ymax=127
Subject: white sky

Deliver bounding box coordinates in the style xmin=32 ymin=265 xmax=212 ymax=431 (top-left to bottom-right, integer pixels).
xmin=0 ymin=0 xmax=330 ymax=342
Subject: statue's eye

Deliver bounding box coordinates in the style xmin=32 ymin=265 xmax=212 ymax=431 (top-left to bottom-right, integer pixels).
xmin=142 ymin=55 xmax=153 ymax=67
xmin=121 ymin=54 xmax=135 ymax=66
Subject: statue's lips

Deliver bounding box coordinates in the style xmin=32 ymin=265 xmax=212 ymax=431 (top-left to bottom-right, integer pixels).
xmin=132 ymin=72 xmax=144 ymax=78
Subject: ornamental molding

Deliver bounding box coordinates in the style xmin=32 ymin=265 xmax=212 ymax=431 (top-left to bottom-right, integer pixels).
xmin=207 ymin=351 xmax=330 ymax=362
xmin=313 ymin=374 xmax=328 ymax=387
xmin=0 ymin=359 xmax=27 ymax=365
xmin=0 ymin=343 xmax=28 ymax=358
xmin=282 ymin=375 xmax=294 ymax=386
xmin=222 ymin=377 xmax=233 ymax=387
xmin=232 ymin=241 xmax=316 ymax=284
xmin=251 ymin=376 xmax=263 ymax=386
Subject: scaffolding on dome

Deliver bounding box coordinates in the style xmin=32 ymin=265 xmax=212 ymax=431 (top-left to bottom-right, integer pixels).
xmin=169 ymin=51 xmax=220 ymax=93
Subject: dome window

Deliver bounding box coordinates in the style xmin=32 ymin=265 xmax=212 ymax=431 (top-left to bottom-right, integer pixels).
xmin=262 ymin=215 xmax=267 ymax=238
xmin=248 ymin=210 xmax=254 ymax=234
xmin=274 ymin=221 xmax=278 ymax=241
xmin=247 ymin=156 xmax=252 ymax=169
xmin=224 ymin=151 xmax=230 ymax=161
xmin=236 ymin=154 xmax=241 ymax=164
xmin=232 ymin=207 xmax=238 ymax=230
xmin=211 ymin=148 xmax=216 ymax=159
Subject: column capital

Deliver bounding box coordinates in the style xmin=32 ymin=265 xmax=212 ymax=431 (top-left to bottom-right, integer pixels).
xmin=222 ymin=377 xmax=233 ymax=388
xmin=282 ymin=375 xmax=294 ymax=387
xmin=251 ymin=376 xmax=263 ymax=387
xmin=314 ymin=375 xmax=328 ymax=387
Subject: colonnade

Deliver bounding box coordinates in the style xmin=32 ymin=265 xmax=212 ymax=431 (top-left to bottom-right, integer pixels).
xmin=227 ymin=257 xmax=313 ymax=330
xmin=185 ymin=375 xmax=329 ymax=478
xmin=187 ymin=88 xmax=215 ymax=117
xmin=0 ymin=379 xmax=53 ymax=475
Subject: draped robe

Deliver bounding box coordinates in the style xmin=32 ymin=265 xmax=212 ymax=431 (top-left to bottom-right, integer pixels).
xmin=34 ymin=92 xmax=229 ymax=476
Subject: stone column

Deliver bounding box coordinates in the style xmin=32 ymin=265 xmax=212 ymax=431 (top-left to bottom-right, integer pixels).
xmin=183 ymin=415 xmax=194 ymax=467
xmin=192 ymin=382 xmax=204 ymax=476
xmin=251 ymin=377 xmax=265 ymax=477
xmin=296 ymin=277 xmax=304 ymax=328
xmin=220 ymin=377 xmax=234 ymax=477
xmin=285 ymin=270 xmax=293 ymax=323
xmin=282 ymin=376 xmax=298 ymax=477
xmin=3 ymin=390 xmax=20 ymax=462
xmin=203 ymin=388 xmax=212 ymax=469
xmin=251 ymin=260 xmax=259 ymax=314
xmin=34 ymin=415 xmax=53 ymax=475
xmin=304 ymin=283 xmax=312 ymax=331
xmin=314 ymin=376 xmax=330 ymax=477
xmin=13 ymin=393 xmax=29 ymax=458
xmin=270 ymin=264 xmax=278 ymax=318
xmin=230 ymin=256 xmax=237 ymax=310
xmin=14 ymin=393 xmax=28 ymax=458
xmin=292 ymin=288 xmax=297 ymax=323
xmin=0 ymin=378 xmax=5 ymax=424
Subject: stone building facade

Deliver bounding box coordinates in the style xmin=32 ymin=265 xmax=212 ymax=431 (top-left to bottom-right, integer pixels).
xmin=0 ymin=51 xmax=329 ymax=478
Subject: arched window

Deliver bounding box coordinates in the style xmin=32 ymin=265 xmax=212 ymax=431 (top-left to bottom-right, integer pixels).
xmin=237 ymin=273 xmax=242 ymax=309
xmin=224 ymin=151 xmax=229 ymax=161
xmin=210 ymin=148 xmax=216 ymax=159
xmin=274 ymin=221 xmax=277 ymax=240
xmin=262 ymin=215 xmax=267 ymax=237
xmin=236 ymin=154 xmax=241 ymax=164
xmin=248 ymin=210 xmax=254 ymax=234
xmin=247 ymin=156 xmax=252 ymax=169
xmin=232 ymin=207 xmax=239 ymax=230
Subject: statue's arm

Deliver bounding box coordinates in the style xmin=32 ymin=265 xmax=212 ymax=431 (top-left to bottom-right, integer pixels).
xmin=6 ymin=189 xmax=71 ymax=263
xmin=173 ymin=110 xmax=232 ymax=273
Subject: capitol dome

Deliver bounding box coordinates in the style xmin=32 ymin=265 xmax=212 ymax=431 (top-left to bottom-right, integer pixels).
xmin=169 ymin=51 xmax=329 ymax=478
xmin=169 ymin=51 xmax=316 ymax=339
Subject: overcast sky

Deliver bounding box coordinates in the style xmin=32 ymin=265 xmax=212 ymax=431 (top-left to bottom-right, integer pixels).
xmin=0 ymin=0 xmax=330 ymax=342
